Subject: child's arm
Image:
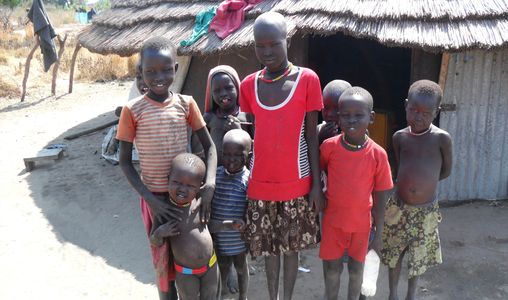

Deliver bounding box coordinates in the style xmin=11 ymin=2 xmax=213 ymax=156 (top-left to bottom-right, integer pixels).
xmin=370 ymin=190 xmax=390 ymax=254
xmin=439 ymin=132 xmax=453 ymax=180
xmin=208 ymin=219 xmax=245 ymax=233
xmin=392 ymin=131 xmax=401 ymax=177
xmin=318 ymin=122 xmax=339 ymax=145
xmin=305 ymin=111 xmax=326 ymax=212
xmin=194 ymin=127 xmax=217 ymax=223
xmin=119 ymin=141 xmax=182 ymax=222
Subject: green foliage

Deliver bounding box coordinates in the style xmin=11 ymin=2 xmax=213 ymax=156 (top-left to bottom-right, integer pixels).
xmin=95 ymin=0 xmax=110 ymax=11
xmin=0 ymin=0 xmax=22 ymax=9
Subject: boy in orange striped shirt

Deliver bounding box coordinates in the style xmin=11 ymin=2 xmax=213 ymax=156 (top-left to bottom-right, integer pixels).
xmin=117 ymin=37 xmax=217 ymax=300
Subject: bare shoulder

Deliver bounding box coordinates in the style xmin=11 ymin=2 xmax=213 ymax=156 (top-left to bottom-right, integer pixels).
xmin=393 ymin=127 xmax=409 ymax=142
xmin=431 ymin=125 xmax=452 ymax=144
xmin=203 ymin=111 xmax=213 ymax=123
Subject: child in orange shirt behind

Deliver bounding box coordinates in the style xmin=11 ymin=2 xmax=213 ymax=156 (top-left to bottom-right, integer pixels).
xmin=320 ymin=86 xmax=393 ymax=300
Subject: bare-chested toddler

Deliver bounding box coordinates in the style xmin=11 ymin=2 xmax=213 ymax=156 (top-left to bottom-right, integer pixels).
xmin=381 ymin=80 xmax=453 ymax=300
xmin=151 ymin=153 xmax=244 ymax=300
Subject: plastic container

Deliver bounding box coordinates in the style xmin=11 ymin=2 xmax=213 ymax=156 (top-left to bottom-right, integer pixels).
xmin=361 ymin=249 xmax=380 ymax=296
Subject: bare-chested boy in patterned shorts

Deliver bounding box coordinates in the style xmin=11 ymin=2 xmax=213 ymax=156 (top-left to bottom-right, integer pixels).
xmin=381 ymin=80 xmax=453 ymax=300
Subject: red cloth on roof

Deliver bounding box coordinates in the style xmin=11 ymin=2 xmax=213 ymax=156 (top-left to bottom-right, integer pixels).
xmin=209 ymin=0 xmax=263 ymax=39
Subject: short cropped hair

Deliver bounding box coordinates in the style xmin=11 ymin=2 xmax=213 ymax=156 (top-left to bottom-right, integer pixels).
xmin=223 ymin=129 xmax=252 ymax=152
xmin=323 ymin=80 xmax=352 ymax=101
xmin=339 ymin=86 xmax=374 ymax=111
xmin=171 ymin=153 xmax=206 ymax=179
xmin=140 ymin=36 xmax=176 ymax=62
xmin=254 ymin=12 xmax=287 ymax=37
xmin=408 ymin=80 xmax=443 ymax=107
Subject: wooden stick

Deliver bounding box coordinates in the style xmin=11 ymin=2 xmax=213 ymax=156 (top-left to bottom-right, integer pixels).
xmin=68 ymin=43 xmax=81 ymax=94
xmin=51 ymin=33 xmax=68 ymax=95
xmin=20 ymin=39 xmax=40 ymax=102
xmin=438 ymin=53 xmax=451 ymax=92
xmin=64 ymin=119 xmax=118 ymax=140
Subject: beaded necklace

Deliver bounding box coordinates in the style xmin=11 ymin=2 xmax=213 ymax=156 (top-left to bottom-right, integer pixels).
xmin=169 ymin=197 xmax=191 ymax=208
xmin=259 ymin=62 xmax=293 ymax=83
xmin=342 ymin=134 xmax=368 ymax=149
xmin=409 ymin=125 xmax=432 ymax=136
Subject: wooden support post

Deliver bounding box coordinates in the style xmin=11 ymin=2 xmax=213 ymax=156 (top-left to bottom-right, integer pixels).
xmin=20 ymin=39 xmax=40 ymax=102
xmin=438 ymin=53 xmax=451 ymax=92
xmin=68 ymin=43 xmax=81 ymax=94
xmin=51 ymin=33 xmax=68 ymax=95
xmin=64 ymin=119 xmax=118 ymax=140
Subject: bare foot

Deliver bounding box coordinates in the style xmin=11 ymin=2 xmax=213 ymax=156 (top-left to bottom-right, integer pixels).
xmin=227 ymin=269 xmax=239 ymax=294
xmin=388 ymin=294 xmax=399 ymax=300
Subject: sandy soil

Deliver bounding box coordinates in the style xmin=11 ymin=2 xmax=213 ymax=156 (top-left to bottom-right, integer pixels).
xmin=1 ymin=81 xmax=507 ymax=300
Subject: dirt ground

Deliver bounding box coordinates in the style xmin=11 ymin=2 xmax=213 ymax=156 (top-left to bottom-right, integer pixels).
xmin=1 ymin=81 xmax=507 ymax=300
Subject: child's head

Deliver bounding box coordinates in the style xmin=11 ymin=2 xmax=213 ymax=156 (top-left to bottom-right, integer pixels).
xmin=140 ymin=37 xmax=178 ymax=98
xmin=135 ymin=60 xmax=148 ymax=94
xmin=253 ymin=12 xmax=288 ymax=71
xmin=168 ymin=153 xmax=206 ymax=206
xmin=338 ymin=87 xmax=374 ymax=139
xmin=322 ymin=80 xmax=352 ymax=123
xmin=222 ymin=129 xmax=251 ymax=174
xmin=205 ymin=65 xmax=241 ymax=114
xmin=406 ymin=80 xmax=442 ymax=133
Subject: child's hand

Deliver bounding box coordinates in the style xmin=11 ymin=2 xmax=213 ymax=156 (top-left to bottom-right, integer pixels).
xmin=149 ymin=193 xmax=183 ymax=223
xmin=192 ymin=183 xmax=215 ymax=223
xmin=231 ymin=219 xmax=246 ymax=231
xmin=369 ymin=235 xmax=383 ymax=255
xmin=224 ymin=115 xmax=242 ymax=132
xmin=309 ymin=186 xmax=326 ymax=213
xmin=318 ymin=122 xmax=339 ymax=142
xmin=152 ymin=220 xmax=180 ymax=239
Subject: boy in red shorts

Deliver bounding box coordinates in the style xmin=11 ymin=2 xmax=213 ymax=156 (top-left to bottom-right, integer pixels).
xmin=320 ymin=87 xmax=393 ymax=300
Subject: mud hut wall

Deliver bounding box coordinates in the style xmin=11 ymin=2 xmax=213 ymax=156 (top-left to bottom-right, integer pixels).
xmin=438 ymin=49 xmax=508 ymax=201
xmin=410 ymin=49 xmax=442 ymax=84
xmin=181 ymin=47 xmax=261 ymax=112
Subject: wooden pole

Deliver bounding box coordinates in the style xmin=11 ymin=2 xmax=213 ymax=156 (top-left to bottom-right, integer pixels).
xmin=51 ymin=33 xmax=68 ymax=95
xmin=63 ymin=119 xmax=118 ymax=140
xmin=68 ymin=43 xmax=81 ymax=94
xmin=20 ymin=39 xmax=40 ymax=102
xmin=438 ymin=53 xmax=451 ymax=92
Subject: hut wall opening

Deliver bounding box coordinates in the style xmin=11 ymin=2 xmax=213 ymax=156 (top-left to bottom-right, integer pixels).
xmin=308 ymin=33 xmax=412 ymax=153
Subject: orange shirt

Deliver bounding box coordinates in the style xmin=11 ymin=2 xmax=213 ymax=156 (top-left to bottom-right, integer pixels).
xmin=320 ymin=135 xmax=393 ymax=232
xmin=117 ymin=94 xmax=206 ymax=192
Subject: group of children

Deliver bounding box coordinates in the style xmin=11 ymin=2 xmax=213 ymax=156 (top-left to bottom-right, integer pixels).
xmin=116 ymin=11 xmax=453 ymax=300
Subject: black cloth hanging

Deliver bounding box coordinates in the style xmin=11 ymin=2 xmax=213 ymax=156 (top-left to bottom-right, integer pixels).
xmin=28 ymin=0 xmax=57 ymax=72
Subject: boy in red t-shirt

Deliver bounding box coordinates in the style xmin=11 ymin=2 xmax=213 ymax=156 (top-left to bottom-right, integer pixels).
xmin=320 ymin=87 xmax=393 ymax=300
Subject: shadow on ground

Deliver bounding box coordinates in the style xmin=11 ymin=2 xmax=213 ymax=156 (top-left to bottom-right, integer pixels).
xmin=24 ymin=111 xmax=155 ymax=285
xmin=21 ymin=110 xmax=508 ymax=299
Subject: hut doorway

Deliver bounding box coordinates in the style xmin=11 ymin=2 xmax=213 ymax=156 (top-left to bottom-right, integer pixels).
xmin=308 ymin=33 xmax=412 ymax=152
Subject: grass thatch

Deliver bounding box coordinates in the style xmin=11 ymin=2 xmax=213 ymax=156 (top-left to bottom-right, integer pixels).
xmin=79 ymin=0 xmax=508 ymax=56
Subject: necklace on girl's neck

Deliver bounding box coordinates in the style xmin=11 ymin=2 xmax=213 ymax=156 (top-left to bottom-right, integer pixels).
xmin=259 ymin=62 xmax=293 ymax=83
xmin=409 ymin=125 xmax=432 ymax=136
xmin=169 ymin=197 xmax=191 ymax=208
xmin=342 ymin=134 xmax=368 ymax=149
xmin=216 ymin=105 xmax=239 ymax=119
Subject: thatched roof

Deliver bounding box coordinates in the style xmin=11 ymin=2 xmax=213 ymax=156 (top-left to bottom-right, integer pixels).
xmin=78 ymin=0 xmax=508 ymax=56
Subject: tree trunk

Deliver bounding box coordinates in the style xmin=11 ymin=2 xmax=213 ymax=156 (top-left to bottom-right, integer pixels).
xmin=68 ymin=43 xmax=81 ymax=93
xmin=20 ymin=39 xmax=40 ymax=102
xmin=51 ymin=34 xmax=68 ymax=95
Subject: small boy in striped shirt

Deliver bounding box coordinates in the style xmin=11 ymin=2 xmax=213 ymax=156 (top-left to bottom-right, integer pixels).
xmin=210 ymin=129 xmax=252 ymax=300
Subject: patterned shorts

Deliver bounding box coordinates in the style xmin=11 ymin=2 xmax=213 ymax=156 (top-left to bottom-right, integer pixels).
xmin=245 ymin=195 xmax=320 ymax=257
xmin=381 ymin=195 xmax=442 ymax=278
